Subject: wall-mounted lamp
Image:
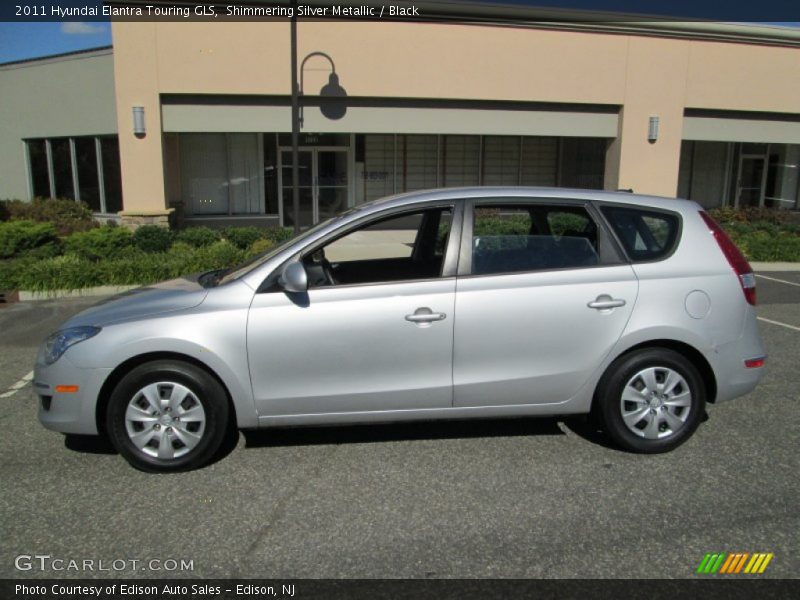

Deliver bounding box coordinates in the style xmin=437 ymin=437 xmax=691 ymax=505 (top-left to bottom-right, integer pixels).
xmin=648 ymin=116 xmax=659 ymax=143
xmin=299 ymin=52 xmax=347 ymax=127
xmin=132 ymin=106 xmax=146 ymax=137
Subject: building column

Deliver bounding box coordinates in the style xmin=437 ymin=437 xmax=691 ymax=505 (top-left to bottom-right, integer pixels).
xmin=111 ymin=22 xmax=170 ymax=228
xmin=604 ymin=37 xmax=690 ymax=198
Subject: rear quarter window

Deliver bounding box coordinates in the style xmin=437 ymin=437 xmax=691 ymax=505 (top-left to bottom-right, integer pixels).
xmin=600 ymin=206 xmax=680 ymax=262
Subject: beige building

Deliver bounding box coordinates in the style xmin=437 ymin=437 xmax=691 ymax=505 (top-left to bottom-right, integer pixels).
xmin=2 ymin=6 xmax=799 ymax=228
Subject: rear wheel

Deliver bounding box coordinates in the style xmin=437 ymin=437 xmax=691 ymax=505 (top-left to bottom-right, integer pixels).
xmin=597 ymin=348 xmax=706 ymax=453
xmin=106 ymin=360 xmax=229 ymax=472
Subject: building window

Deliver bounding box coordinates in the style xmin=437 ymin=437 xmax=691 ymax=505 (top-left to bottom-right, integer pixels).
xmin=24 ymin=135 xmax=123 ymax=213
xmin=355 ymin=134 xmax=607 ymax=203
xmin=679 ymin=141 xmax=799 ymax=210
xmin=520 ymin=137 xmax=558 ymax=186
xmin=482 ymin=136 xmax=520 ymax=186
xmin=26 ymin=140 xmax=49 ymax=198
xmin=399 ymin=134 xmax=439 ymax=192
xmin=443 ymin=135 xmax=480 ymax=187
xmin=100 ymin=137 xmax=123 ymax=214
xmin=74 ymin=137 xmax=100 ymax=212
xmin=178 ymin=133 xmax=265 ymax=216
xmin=50 ymin=138 xmax=75 ymax=200
xmin=559 ymin=138 xmax=607 ymax=189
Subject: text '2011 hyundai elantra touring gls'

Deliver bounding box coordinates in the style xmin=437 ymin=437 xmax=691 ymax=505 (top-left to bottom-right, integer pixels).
xmin=35 ymin=188 xmax=766 ymax=471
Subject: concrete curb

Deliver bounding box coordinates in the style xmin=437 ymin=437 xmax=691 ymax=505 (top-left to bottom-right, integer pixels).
xmin=751 ymin=262 xmax=800 ymax=272
xmin=18 ymin=285 xmax=139 ymax=302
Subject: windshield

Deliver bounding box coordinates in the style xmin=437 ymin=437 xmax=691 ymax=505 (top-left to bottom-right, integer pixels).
xmin=216 ymin=217 xmax=335 ymax=285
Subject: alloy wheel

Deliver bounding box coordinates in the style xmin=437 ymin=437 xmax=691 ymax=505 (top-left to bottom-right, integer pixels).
xmin=124 ymin=382 xmax=206 ymax=460
xmin=619 ymin=366 xmax=692 ymax=440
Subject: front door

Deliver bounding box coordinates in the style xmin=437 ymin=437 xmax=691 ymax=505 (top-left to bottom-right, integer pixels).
xmin=736 ymin=154 xmax=767 ymax=208
xmin=280 ymin=148 xmax=349 ymax=228
xmin=247 ymin=205 xmax=458 ymax=418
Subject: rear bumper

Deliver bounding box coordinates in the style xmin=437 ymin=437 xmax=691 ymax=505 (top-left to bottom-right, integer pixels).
xmin=34 ymin=356 xmax=112 ymax=435
xmin=710 ymin=309 xmax=766 ymax=403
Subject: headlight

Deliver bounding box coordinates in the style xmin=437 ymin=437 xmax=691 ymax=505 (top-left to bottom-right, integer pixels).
xmin=43 ymin=326 xmax=101 ymax=365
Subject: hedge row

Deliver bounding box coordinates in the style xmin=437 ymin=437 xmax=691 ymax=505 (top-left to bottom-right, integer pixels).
xmin=0 ymin=220 xmax=293 ymax=261
xmin=0 ymin=241 xmax=259 ymax=292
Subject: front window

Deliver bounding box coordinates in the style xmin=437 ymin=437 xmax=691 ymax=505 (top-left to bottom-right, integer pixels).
xmin=303 ymin=207 xmax=453 ymax=288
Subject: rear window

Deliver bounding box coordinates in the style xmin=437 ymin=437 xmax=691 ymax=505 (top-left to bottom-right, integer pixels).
xmin=600 ymin=206 xmax=680 ymax=262
xmin=471 ymin=204 xmax=600 ymax=275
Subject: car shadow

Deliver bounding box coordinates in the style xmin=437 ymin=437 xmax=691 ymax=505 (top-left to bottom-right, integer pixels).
xmin=63 ymin=425 xmax=242 ymax=468
xmin=560 ymin=416 xmax=617 ymax=450
xmin=64 ymin=434 xmax=117 ymax=455
xmin=242 ymin=416 xmax=566 ymax=449
xmin=62 ymin=415 xmax=628 ymax=463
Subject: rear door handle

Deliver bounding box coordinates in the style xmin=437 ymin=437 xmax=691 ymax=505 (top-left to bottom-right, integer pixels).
xmin=405 ymin=307 xmax=446 ymax=324
xmin=587 ymin=295 xmax=626 ymax=310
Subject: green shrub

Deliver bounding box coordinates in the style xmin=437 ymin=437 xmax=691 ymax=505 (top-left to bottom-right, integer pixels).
xmin=264 ymin=227 xmax=294 ymax=245
xmin=729 ymin=231 xmax=800 ymax=262
xmin=200 ymin=240 xmax=247 ymax=267
xmin=64 ymin=225 xmax=132 ymax=261
xmin=247 ymin=238 xmax=275 ymax=255
xmin=3 ymin=197 xmax=97 ymax=236
xmin=132 ymin=225 xmax=173 ymax=253
xmin=168 ymin=241 xmax=197 ymax=256
xmin=0 ymin=220 xmax=60 ymax=259
xmin=473 ymin=215 xmax=530 ymax=237
xmin=222 ymin=226 xmax=264 ymax=249
xmin=174 ymin=226 xmax=221 ymax=248
xmin=708 ymin=206 xmax=792 ymax=226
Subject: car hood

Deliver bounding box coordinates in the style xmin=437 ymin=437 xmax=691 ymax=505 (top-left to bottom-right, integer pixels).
xmin=62 ymin=275 xmax=210 ymax=329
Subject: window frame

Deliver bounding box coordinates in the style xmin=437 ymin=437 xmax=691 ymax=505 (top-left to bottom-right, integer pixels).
xmin=259 ymin=200 xmax=464 ymax=293
xmin=596 ymin=202 xmax=683 ymax=264
xmin=458 ymin=197 xmax=625 ymax=278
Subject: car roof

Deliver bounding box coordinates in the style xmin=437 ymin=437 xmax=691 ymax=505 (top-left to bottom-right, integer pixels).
xmin=361 ymin=186 xmax=700 ymax=215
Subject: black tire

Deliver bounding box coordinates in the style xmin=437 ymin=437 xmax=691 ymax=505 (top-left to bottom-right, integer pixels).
xmin=596 ymin=348 xmax=706 ymax=453
xmin=106 ymin=360 xmax=230 ymax=472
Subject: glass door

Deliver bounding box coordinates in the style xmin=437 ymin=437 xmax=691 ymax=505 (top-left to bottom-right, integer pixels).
xmin=316 ymin=149 xmax=349 ymax=222
xmin=280 ymin=149 xmax=314 ymax=228
xmin=279 ymin=147 xmax=350 ymax=227
xmin=736 ymin=154 xmax=767 ymax=208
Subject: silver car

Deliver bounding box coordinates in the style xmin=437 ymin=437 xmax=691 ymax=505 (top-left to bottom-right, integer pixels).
xmin=35 ymin=188 xmax=766 ymax=471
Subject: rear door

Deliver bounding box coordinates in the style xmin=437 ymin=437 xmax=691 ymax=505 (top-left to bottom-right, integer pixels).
xmin=453 ymin=198 xmax=638 ymax=407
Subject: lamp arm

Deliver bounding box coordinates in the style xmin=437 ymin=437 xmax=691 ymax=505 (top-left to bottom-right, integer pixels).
xmin=298 ymin=52 xmax=337 ymax=129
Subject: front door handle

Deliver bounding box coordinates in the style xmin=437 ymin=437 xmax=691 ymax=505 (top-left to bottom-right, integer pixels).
xmin=405 ymin=307 xmax=446 ymax=325
xmin=587 ymin=295 xmax=626 ymax=310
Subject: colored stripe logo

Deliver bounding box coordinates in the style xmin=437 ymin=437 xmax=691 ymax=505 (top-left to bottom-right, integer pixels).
xmin=696 ymin=552 xmax=773 ymax=574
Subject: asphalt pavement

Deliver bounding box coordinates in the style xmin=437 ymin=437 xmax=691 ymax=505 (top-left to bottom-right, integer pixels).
xmin=0 ymin=273 xmax=798 ymax=579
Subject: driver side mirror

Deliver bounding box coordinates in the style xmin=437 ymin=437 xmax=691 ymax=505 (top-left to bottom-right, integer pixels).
xmin=279 ymin=262 xmax=308 ymax=293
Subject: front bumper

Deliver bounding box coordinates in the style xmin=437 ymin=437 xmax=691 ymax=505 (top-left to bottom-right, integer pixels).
xmin=34 ymin=356 xmax=113 ymax=435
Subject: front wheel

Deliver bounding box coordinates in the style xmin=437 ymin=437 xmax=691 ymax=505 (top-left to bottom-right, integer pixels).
xmin=106 ymin=360 xmax=229 ymax=472
xmin=597 ymin=348 xmax=706 ymax=453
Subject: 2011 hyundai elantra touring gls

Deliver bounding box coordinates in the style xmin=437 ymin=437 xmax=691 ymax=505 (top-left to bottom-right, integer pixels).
xmin=35 ymin=188 xmax=766 ymax=471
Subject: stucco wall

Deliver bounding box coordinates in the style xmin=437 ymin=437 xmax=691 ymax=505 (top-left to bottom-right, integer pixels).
xmin=0 ymin=50 xmax=117 ymax=201
xmin=110 ymin=21 xmax=800 ymax=208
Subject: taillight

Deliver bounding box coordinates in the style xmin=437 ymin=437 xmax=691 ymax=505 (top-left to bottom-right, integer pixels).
xmin=699 ymin=211 xmax=756 ymax=306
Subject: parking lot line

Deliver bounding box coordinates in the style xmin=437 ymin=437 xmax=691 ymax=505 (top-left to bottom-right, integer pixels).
xmin=756 ymin=274 xmax=800 ymax=287
xmin=0 ymin=371 xmax=33 ymax=398
xmin=758 ymin=316 xmax=800 ymax=333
